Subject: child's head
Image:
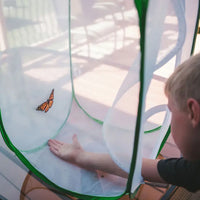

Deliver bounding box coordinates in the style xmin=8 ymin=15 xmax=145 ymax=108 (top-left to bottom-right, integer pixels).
xmin=165 ymin=53 xmax=200 ymax=112
xmin=165 ymin=53 xmax=200 ymax=160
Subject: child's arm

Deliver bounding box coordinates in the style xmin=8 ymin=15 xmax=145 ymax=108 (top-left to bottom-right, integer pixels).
xmin=48 ymin=134 xmax=128 ymax=178
xmin=78 ymin=152 xmax=166 ymax=183
xmin=142 ymin=158 xmax=166 ymax=183
xmin=77 ymin=151 xmax=129 ymax=178
xmin=48 ymin=134 xmax=166 ymax=182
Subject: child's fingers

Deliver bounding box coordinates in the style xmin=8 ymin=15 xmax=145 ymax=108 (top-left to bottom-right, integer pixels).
xmin=49 ymin=145 xmax=59 ymax=155
xmin=48 ymin=139 xmax=63 ymax=146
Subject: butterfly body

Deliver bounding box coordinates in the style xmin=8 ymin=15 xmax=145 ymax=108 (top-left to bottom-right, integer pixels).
xmin=36 ymin=89 xmax=54 ymax=113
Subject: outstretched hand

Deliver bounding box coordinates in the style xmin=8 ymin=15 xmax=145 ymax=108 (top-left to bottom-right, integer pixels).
xmin=48 ymin=134 xmax=83 ymax=164
xmin=48 ymin=134 xmax=128 ymax=178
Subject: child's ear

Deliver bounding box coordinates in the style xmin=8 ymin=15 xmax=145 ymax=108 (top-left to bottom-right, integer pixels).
xmin=187 ymin=98 xmax=200 ymax=127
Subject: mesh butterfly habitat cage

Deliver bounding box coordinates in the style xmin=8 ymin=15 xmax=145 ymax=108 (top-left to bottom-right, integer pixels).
xmin=0 ymin=0 xmax=199 ymax=199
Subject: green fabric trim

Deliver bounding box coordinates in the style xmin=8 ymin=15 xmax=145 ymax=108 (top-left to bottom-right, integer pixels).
xmin=156 ymin=126 xmax=171 ymax=157
xmin=0 ymin=111 xmax=15 ymax=153
xmin=14 ymin=52 xmax=74 ymax=153
xmin=67 ymin=0 xmax=103 ymax=126
xmin=73 ymin=95 xmax=104 ymax=125
xmin=0 ymin=1 xmax=125 ymax=198
xmin=190 ymin=2 xmax=200 ymax=55
xmin=0 ymin=110 xmax=125 ymax=200
xmin=126 ymin=0 xmax=149 ymax=194
xmin=144 ymin=126 xmax=162 ymax=134
xmin=69 ymin=55 xmax=103 ymax=125
xmin=130 ymin=185 xmax=140 ymax=199
xmin=19 ymin=97 xmax=73 ymax=153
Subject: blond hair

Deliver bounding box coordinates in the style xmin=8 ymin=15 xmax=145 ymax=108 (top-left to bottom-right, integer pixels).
xmin=165 ymin=53 xmax=200 ymax=111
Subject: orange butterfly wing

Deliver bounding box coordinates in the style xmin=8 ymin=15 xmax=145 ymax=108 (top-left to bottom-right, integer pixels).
xmin=36 ymin=101 xmax=48 ymax=111
xmin=48 ymin=89 xmax=54 ymax=101
xmin=48 ymin=89 xmax=54 ymax=108
xmin=44 ymin=103 xmax=50 ymax=112
xmin=36 ymin=89 xmax=54 ymax=112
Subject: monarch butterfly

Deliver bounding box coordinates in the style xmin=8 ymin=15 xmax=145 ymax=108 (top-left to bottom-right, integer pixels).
xmin=36 ymin=89 xmax=54 ymax=113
